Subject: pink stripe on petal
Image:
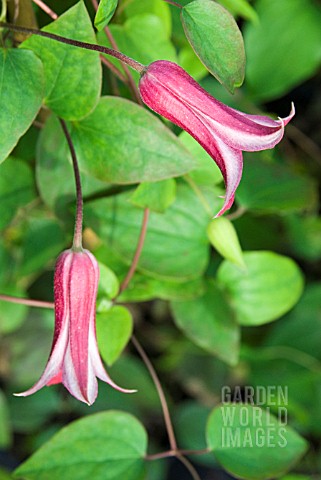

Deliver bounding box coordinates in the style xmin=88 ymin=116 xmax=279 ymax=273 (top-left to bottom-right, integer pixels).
xmin=139 ymin=61 xmax=294 ymax=215
xmin=210 ymin=137 xmax=243 ymax=217
xmin=140 ymin=64 xmax=243 ymax=216
xmin=243 ymin=104 xmax=295 ymax=128
xmin=140 ymin=62 xmax=287 ymax=139
xmin=62 ymin=342 xmax=94 ymax=404
xmin=199 ymin=111 xmax=286 ymax=151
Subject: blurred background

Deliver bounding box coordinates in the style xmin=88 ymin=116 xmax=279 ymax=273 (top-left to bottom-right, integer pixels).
xmin=0 ymin=0 xmax=321 ymax=478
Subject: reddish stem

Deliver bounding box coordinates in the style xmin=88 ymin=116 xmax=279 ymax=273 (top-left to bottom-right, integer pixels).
xmin=176 ymin=455 xmax=201 ymax=480
xmin=132 ymin=336 xmax=202 ymax=480
xmin=146 ymin=448 xmax=210 ymax=460
xmin=163 ymin=0 xmax=182 ymax=8
xmin=59 ymin=119 xmax=83 ymax=251
xmin=100 ymin=54 xmax=127 ymax=83
xmin=131 ymin=335 xmax=178 ymax=451
xmin=32 ymin=0 xmax=58 ymax=19
xmin=0 ymin=294 xmax=54 ymax=309
xmin=0 ymin=22 xmax=145 ymax=72
xmin=117 ymin=208 xmax=150 ymax=295
xmin=90 ymin=0 xmax=143 ymax=105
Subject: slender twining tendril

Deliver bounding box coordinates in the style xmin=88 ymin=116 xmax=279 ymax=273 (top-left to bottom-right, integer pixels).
xmin=0 ymin=22 xmax=145 ymax=72
xmin=59 ymin=120 xmax=83 ymax=250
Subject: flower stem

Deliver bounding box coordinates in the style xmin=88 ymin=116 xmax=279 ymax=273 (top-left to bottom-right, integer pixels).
xmin=131 ymin=334 xmax=178 ymax=451
xmin=132 ymin=338 xmax=202 ymax=480
xmin=100 ymin=53 xmax=128 ymax=83
xmin=0 ymin=294 xmax=54 ymax=309
xmin=163 ymin=0 xmax=183 ymax=8
xmin=176 ymin=455 xmax=201 ymax=480
xmin=90 ymin=0 xmax=142 ymax=105
xmin=32 ymin=0 xmax=58 ymax=19
xmin=0 ymin=21 xmax=145 ymax=73
xmin=59 ymin=119 xmax=83 ymax=251
xmin=117 ymin=208 xmax=150 ymax=296
xmin=146 ymin=448 xmax=210 ymax=460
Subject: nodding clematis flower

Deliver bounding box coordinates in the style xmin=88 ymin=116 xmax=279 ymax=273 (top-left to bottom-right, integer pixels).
xmin=15 ymin=249 xmax=134 ymax=405
xmin=139 ymin=60 xmax=295 ymax=216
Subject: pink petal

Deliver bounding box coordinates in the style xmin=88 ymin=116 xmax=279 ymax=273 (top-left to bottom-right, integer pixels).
xmin=16 ymin=249 xmax=136 ymax=405
xmin=14 ymin=311 xmax=69 ymax=397
xmin=140 ymin=62 xmax=294 ymax=152
xmin=140 ymin=63 xmax=243 ymax=216
xmin=139 ymin=61 xmax=294 ymax=215
xmin=88 ymin=321 xmax=136 ymax=396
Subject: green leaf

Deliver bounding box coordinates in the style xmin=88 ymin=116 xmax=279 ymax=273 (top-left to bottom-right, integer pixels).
xmin=236 ymin=157 xmax=318 ymax=214
xmin=207 ymin=404 xmax=308 ymax=480
xmin=175 ymin=401 xmax=215 ymax=467
xmin=21 ymin=1 xmax=101 ymax=120
xmin=265 ymin=282 xmax=321 ymax=361
xmin=242 ymin=349 xmax=321 ymax=437
xmin=36 ymin=115 xmax=109 ymax=212
xmin=118 ymin=273 xmax=205 ymax=302
xmin=96 ymin=306 xmax=133 ymax=366
xmin=109 ymin=356 xmax=161 ymax=412
xmin=123 ymin=0 xmax=171 ymax=37
xmin=98 ymin=13 xmax=176 ymax=80
xmin=6 ymin=309 xmax=53 ymax=388
xmin=12 ymin=125 xmax=38 ymax=162
xmin=207 ymin=217 xmax=245 ymax=268
xmin=0 ymin=468 xmax=12 ymax=480
xmin=19 ymin=216 xmax=66 ymax=276
xmin=9 ymin=387 xmax=60 ymax=434
xmin=181 ymin=0 xmax=245 ymax=92
xmin=70 ymin=97 xmax=196 ymax=184
xmin=0 ymin=390 xmax=11 ymax=448
xmin=0 ymin=157 xmax=36 ymax=230
xmin=0 ymin=48 xmax=44 ymax=164
xmin=179 ymin=131 xmax=222 ymax=186
xmin=218 ymin=0 xmax=258 ymax=22
xmin=178 ymin=44 xmax=208 ymax=81
xmin=94 ymin=0 xmax=118 ymax=30
xmin=129 ymin=179 xmax=176 ymax=213
xmin=284 ymin=215 xmax=321 ymax=261
xmin=0 ymin=285 xmax=28 ymax=334
xmin=0 ymin=240 xmax=11 ymax=286
xmin=244 ymin=0 xmax=321 ymax=101
xmin=14 ymin=411 xmax=147 ymax=480
xmin=171 ymin=279 xmax=240 ymax=365
xmin=97 ymin=262 xmax=119 ymax=301
xmin=85 ymin=184 xmax=214 ymax=280
xmin=217 ymin=251 xmax=304 ymax=326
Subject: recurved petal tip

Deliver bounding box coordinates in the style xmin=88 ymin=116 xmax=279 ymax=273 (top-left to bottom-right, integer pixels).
xmin=282 ymin=102 xmax=296 ymax=126
xmin=214 ymin=194 xmax=235 ymax=218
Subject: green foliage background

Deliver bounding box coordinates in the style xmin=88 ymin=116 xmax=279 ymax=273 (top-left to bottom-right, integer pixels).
xmin=0 ymin=0 xmax=321 ymax=478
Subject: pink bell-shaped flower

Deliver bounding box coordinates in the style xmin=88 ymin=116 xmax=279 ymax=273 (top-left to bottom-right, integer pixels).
xmin=139 ymin=60 xmax=295 ymax=216
xmin=15 ymin=249 xmax=134 ymax=405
